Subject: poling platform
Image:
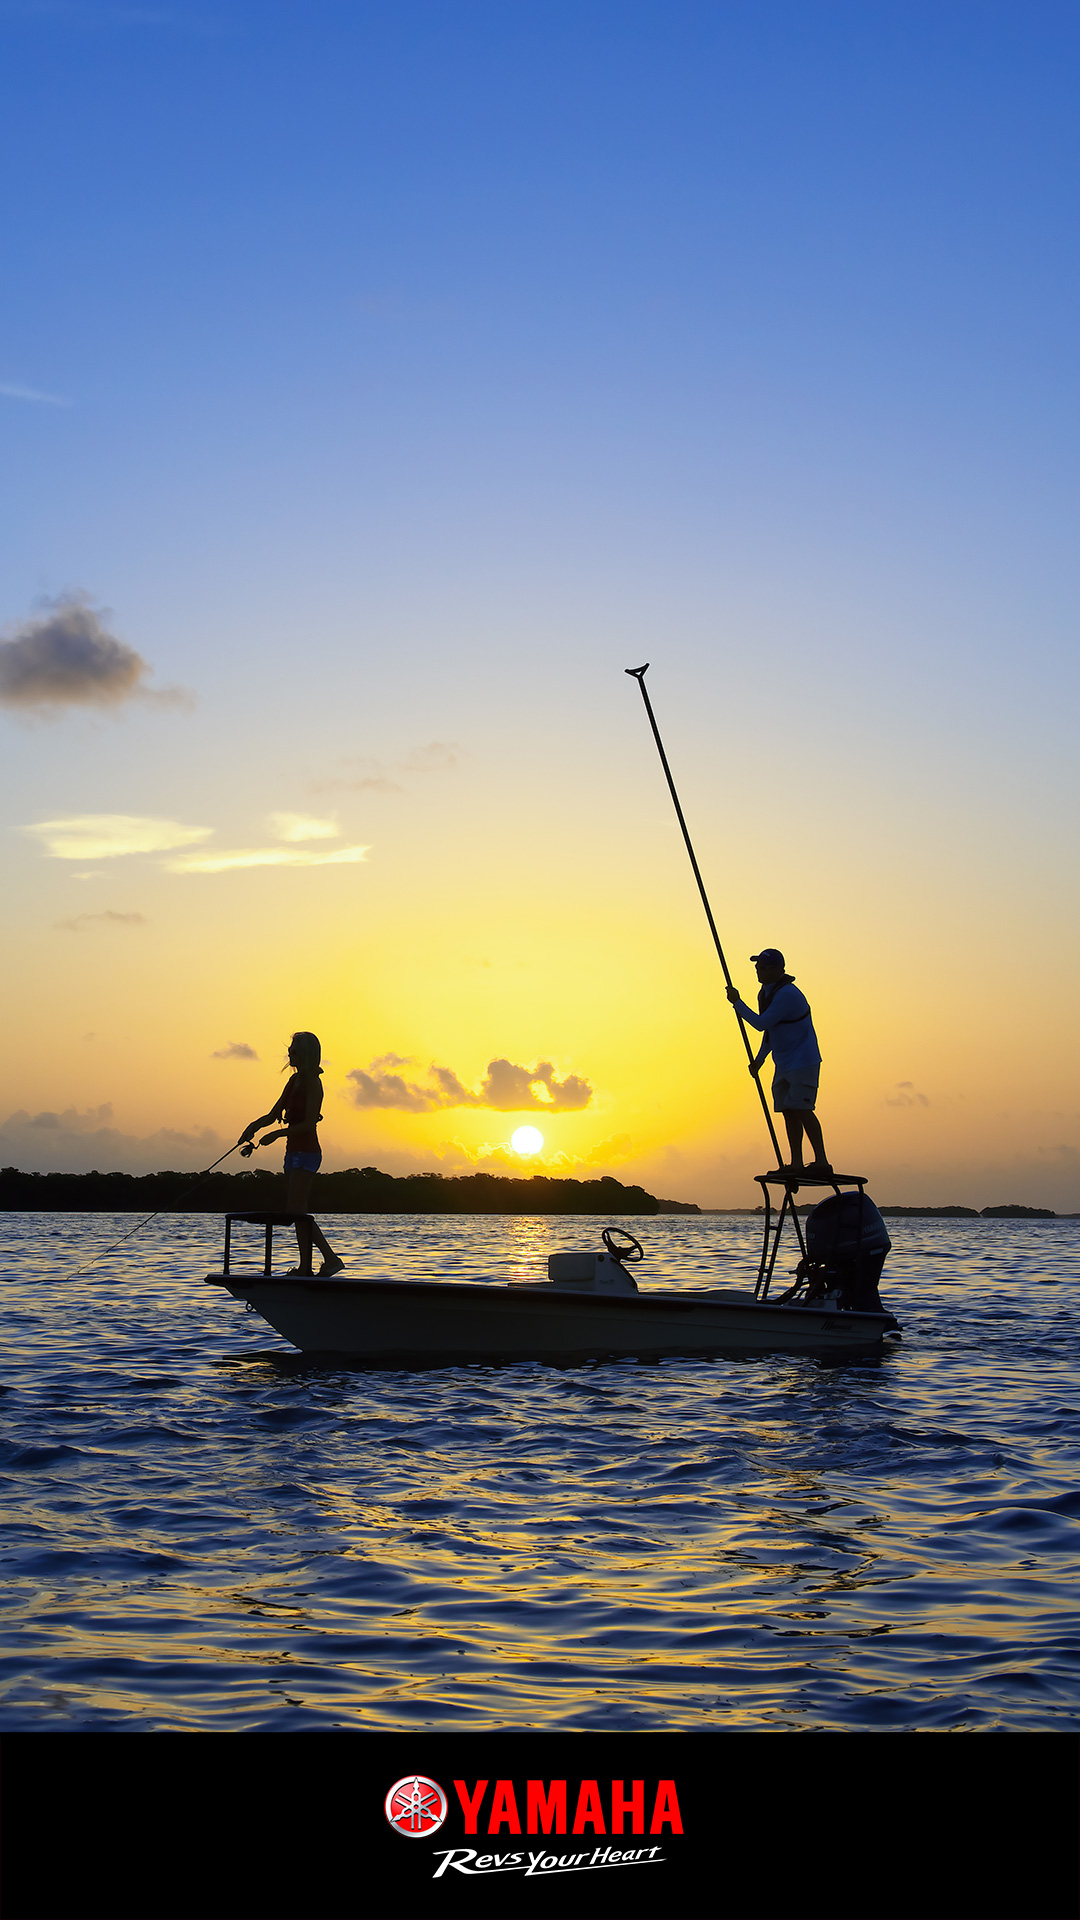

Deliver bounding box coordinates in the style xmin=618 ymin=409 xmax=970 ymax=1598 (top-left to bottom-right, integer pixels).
xmin=755 ymin=1169 xmax=869 ymax=1297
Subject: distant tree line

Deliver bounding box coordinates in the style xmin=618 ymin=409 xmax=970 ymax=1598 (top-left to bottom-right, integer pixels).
xmin=0 ymin=1166 xmax=1055 ymax=1217
xmin=0 ymin=1165 xmax=701 ymax=1216
xmin=749 ymin=1202 xmax=1059 ymax=1218
xmin=879 ymin=1204 xmax=1057 ymax=1219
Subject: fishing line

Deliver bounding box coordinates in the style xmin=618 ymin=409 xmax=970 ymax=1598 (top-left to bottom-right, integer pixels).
xmin=63 ymin=1140 xmax=246 ymax=1279
xmin=625 ymin=662 xmax=786 ymax=1169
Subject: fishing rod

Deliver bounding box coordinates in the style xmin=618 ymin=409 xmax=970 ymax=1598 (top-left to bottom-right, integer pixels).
xmin=625 ymin=663 xmax=786 ymax=1170
xmin=66 ymin=1139 xmax=247 ymax=1278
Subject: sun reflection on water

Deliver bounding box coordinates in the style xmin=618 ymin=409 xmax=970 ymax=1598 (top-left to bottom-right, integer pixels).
xmin=1 ymin=1211 xmax=1078 ymax=1729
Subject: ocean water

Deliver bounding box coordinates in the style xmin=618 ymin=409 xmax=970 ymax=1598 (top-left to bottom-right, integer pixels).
xmin=1 ymin=1209 xmax=1078 ymax=1732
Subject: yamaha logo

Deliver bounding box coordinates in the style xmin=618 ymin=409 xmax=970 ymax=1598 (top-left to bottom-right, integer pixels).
xmin=385 ymin=1776 xmax=449 ymax=1838
xmin=382 ymin=1773 xmax=683 ymax=1875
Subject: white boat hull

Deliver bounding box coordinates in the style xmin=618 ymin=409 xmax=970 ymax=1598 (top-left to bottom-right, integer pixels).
xmin=206 ymin=1273 xmax=900 ymax=1362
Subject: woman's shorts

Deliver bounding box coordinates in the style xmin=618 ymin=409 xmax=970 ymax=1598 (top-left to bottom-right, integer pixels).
xmin=284 ymin=1150 xmax=322 ymax=1174
xmin=772 ymin=1075 xmax=818 ymax=1113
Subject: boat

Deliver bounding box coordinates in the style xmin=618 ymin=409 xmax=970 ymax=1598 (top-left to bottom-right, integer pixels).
xmin=205 ymin=1174 xmax=902 ymax=1364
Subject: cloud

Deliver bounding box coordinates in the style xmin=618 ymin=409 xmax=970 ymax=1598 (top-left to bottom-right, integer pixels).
xmin=347 ymin=1056 xmax=594 ymax=1113
xmin=212 ymin=1042 xmax=258 ymax=1061
xmin=54 ymin=909 xmax=147 ymax=932
xmin=166 ymin=843 xmax=369 ymax=873
xmin=268 ymin=811 xmax=339 ymax=843
xmin=0 ymin=1104 xmax=224 ymax=1176
xmin=348 ymin=1066 xmax=441 ymax=1112
xmin=315 ymin=770 xmax=402 ymax=795
xmin=886 ymin=1081 xmax=931 ymax=1108
xmin=24 ymin=811 xmax=366 ymax=874
xmin=432 ymin=1137 xmax=608 ymax=1177
xmin=313 ymin=741 xmax=460 ymax=794
xmin=13 ymin=1103 xmax=115 ymax=1132
xmin=583 ymin=1133 xmax=633 ymax=1166
xmin=400 ymin=742 xmax=459 ymax=773
xmin=481 ymin=1059 xmax=592 ymax=1111
xmin=0 ymin=594 xmax=191 ymax=714
xmin=24 ymin=814 xmax=213 ymax=860
xmin=0 ymin=382 xmax=69 ymax=406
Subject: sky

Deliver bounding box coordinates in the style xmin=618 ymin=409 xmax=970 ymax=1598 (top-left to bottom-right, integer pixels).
xmin=1 ymin=0 xmax=1077 ymax=1209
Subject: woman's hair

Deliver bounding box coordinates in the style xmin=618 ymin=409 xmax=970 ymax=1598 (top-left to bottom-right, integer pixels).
xmin=288 ymin=1031 xmax=322 ymax=1075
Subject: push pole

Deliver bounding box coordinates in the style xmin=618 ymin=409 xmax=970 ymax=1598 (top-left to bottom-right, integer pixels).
xmin=625 ymin=664 xmax=786 ymax=1170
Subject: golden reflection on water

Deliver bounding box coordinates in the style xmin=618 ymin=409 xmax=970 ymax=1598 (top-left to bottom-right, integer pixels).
xmin=3 ymin=1211 xmax=1079 ymax=1729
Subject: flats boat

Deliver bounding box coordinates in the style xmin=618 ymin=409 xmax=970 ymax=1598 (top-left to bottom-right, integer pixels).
xmin=206 ymin=1176 xmax=901 ymax=1365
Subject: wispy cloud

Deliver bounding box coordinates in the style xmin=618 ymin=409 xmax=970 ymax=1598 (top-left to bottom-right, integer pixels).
xmin=166 ymin=843 xmax=369 ymax=874
xmin=313 ymin=756 xmax=401 ymax=794
xmin=0 ymin=382 xmax=69 ymax=406
xmin=0 ymin=593 xmax=192 ymax=715
xmin=268 ymin=811 xmax=339 ymax=843
xmin=401 ymin=743 xmax=459 ymax=773
xmin=212 ymin=1041 xmax=258 ymax=1061
xmin=23 ymin=810 xmax=368 ymax=874
xmin=313 ymin=741 xmax=460 ymax=795
xmin=886 ymin=1081 xmax=931 ymax=1108
xmin=24 ymin=814 xmax=213 ymax=860
xmin=54 ymin=909 xmax=147 ymax=932
xmin=348 ymin=1056 xmax=593 ymax=1113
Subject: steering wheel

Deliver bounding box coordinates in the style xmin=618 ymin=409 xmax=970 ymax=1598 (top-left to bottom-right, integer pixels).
xmin=602 ymin=1227 xmax=644 ymax=1264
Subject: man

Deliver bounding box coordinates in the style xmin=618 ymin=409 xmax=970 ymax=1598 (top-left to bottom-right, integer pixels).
xmin=726 ymin=948 xmax=832 ymax=1174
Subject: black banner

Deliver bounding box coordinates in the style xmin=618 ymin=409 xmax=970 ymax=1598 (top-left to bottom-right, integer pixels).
xmin=2 ymin=1731 xmax=1076 ymax=1920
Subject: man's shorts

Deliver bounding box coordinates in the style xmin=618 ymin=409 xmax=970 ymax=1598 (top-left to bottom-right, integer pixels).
xmin=772 ymin=1075 xmax=818 ymax=1113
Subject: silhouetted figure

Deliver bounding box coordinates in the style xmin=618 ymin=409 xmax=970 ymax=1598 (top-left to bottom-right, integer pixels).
xmin=726 ymin=949 xmax=831 ymax=1174
xmin=240 ymin=1031 xmax=344 ymax=1275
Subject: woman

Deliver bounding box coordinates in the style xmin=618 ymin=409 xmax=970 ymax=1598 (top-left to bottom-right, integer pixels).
xmin=240 ymin=1031 xmax=344 ymax=1276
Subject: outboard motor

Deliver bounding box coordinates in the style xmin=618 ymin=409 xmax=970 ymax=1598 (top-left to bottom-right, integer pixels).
xmin=798 ymin=1192 xmax=891 ymax=1311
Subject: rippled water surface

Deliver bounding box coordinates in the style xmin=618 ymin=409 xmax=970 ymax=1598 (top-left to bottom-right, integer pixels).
xmin=2 ymin=1210 xmax=1078 ymax=1730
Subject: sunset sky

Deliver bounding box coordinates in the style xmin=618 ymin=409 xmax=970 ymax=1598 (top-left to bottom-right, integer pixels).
xmin=2 ymin=1 xmax=1077 ymax=1209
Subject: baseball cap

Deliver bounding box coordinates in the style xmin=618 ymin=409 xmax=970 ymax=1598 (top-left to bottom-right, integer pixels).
xmin=750 ymin=948 xmax=785 ymax=967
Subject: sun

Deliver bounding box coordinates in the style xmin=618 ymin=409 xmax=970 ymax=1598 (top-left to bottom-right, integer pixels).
xmin=510 ymin=1126 xmax=544 ymax=1156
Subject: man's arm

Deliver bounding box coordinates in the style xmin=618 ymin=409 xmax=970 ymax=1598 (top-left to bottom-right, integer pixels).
xmin=725 ymin=984 xmax=767 ymax=1031
xmin=725 ymin=984 xmax=773 ymax=1072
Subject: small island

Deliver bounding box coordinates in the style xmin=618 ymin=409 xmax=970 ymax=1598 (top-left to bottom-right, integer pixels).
xmin=0 ymin=1164 xmax=701 ymax=1216
xmin=738 ymin=1201 xmax=1059 ymax=1219
xmin=878 ymin=1204 xmax=1057 ymax=1219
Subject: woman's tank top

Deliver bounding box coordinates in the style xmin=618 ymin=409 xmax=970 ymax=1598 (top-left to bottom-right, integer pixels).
xmin=282 ymin=1072 xmax=322 ymax=1150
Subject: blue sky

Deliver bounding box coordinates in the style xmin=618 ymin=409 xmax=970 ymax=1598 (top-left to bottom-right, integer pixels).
xmin=2 ymin=1 xmax=1078 ymax=1204
xmin=5 ymin=4 xmax=1077 ymax=638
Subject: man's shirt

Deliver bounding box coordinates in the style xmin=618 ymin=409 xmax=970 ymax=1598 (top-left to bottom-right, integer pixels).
xmin=734 ymin=981 xmax=822 ymax=1076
